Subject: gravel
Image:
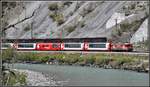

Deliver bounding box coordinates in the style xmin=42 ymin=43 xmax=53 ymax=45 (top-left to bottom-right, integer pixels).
xmin=14 ymin=69 xmax=67 ymax=86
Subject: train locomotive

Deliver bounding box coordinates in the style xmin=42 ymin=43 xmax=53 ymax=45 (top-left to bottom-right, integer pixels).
xmin=1 ymin=37 xmax=133 ymax=52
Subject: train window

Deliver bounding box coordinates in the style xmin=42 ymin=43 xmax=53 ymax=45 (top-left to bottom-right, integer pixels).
xmin=65 ymin=44 xmax=81 ymax=48
xmin=89 ymin=44 xmax=106 ymax=48
xmin=18 ymin=44 xmax=34 ymax=48
xmin=2 ymin=44 xmax=10 ymax=48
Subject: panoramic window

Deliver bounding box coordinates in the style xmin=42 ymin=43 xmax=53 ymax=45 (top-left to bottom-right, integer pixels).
xmin=18 ymin=44 xmax=34 ymax=48
xmin=2 ymin=43 xmax=10 ymax=48
xmin=89 ymin=44 xmax=106 ymax=48
xmin=65 ymin=44 xmax=81 ymax=48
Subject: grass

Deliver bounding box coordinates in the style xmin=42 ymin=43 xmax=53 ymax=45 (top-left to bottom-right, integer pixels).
xmin=95 ymin=56 xmax=111 ymax=65
xmin=2 ymin=48 xmax=15 ymax=62
xmin=29 ymin=53 xmax=147 ymax=66
xmin=2 ymin=48 xmax=148 ymax=67
xmin=3 ymin=70 xmax=27 ymax=86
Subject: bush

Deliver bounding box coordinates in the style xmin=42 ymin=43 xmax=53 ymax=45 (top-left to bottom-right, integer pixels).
xmin=79 ymin=21 xmax=85 ymax=28
xmin=113 ymin=55 xmax=134 ymax=65
xmin=48 ymin=3 xmax=58 ymax=11
xmin=63 ymin=54 xmax=80 ymax=64
xmin=38 ymin=56 xmax=49 ymax=63
xmin=84 ymin=55 xmax=95 ymax=64
xmin=5 ymin=71 xmax=27 ymax=86
xmin=120 ymin=23 xmax=131 ymax=32
xmin=49 ymin=13 xmax=65 ymax=25
xmin=78 ymin=57 xmax=84 ymax=62
xmin=65 ymin=26 xmax=76 ymax=33
xmin=130 ymin=4 xmax=136 ymax=10
xmin=63 ymin=2 xmax=72 ymax=6
xmin=95 ymin=56 xmax=111 ymax=65
xmin=17 ymin=52 xmax=39 ymax=62
xmin=57 ymin=18 xmax=65 ymax=25
xmin=24 ymin=25 xmax=31 ymax=31
xmin=2 ymin=48 xmax=15 ymax=62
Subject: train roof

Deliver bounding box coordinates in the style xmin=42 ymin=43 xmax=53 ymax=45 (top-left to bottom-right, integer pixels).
xmin=2 ymin=37 xmax=107 ymax=43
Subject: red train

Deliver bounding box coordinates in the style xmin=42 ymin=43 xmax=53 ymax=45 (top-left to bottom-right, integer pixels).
xmin=1 ymin=38 xmax=133 ymax=52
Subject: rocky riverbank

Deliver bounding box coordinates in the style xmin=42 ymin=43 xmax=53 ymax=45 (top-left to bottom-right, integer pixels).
xmin=14 ymin=69 xmax=67 ymax=86
xmin=45 ymin=58 xmax=149 ymax=73
xmin=3 ymin=51 xmax=148 ymax=74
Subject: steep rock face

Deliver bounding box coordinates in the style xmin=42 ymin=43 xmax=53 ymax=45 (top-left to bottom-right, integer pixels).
xmin=67 ymin=2 xmax=125 ymax=38
xmin=2 ymin=1 xmax=149 ymax=43
xmin=130 ymin=18 xmax=148 ymax=43
xmin=105 ymin=11 xmax=147 ymax=43
xmin=4 ymin=1 xmax=125 ymax=39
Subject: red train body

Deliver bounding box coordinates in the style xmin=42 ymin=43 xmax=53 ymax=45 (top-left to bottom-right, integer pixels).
xmin=111 ymin=43 xmax=133 ymax=51
xmin=36 ymin=43 xmax=61 ymax=51
xmin=1 ymin=38 xmax=133 ymax=52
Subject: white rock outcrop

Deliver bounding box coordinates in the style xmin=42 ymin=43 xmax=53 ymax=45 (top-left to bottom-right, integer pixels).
xmin=130 ymin=18 xmax=148 ymax=43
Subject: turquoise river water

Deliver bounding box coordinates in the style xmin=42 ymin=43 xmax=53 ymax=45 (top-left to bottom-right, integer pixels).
xmin=13 ymin=63 xmax=149 ymax=86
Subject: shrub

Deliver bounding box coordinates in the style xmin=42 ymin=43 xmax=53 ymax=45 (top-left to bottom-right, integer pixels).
xmin=113 ymin=55 xmax=134 ymax=65
xmin=57 ymin=18 xmax=65 ymax=25
xmin=63 ymin=54 xmax=80 ymax=64
xmin=49 ymin=13 xmax=65 ymax=25
xmin=48 ymin=3 xmax=58 ymax=11
xmin=16 ymin=52 xmax=38 ymax=62
xmin=95 ymin=56 xmax=111 ymax=65
xmin=24 ymin=25 xmax=31 ymax=31
xmin=79 ymin=21 xmax=85 ymax=28
xmin=65 ymin=26 xmax=76 ymax=33
xmin=39 ymin=56 xmax=50 ymax=62
xmin=112 ymin=20 xmax=142 ymax=38
xmin=24 ymin=53 xmax=37 ymax=61
xmin=131 ymin=20 xmax=142 ymax=32
xmin=120 ymin=23 xmax=131 ymax=32
xmin=2 ymin=48 xmax=15 ymax=62
xmin=63 ymin=2 xmax=72 ymax=6
xmin=5 ymin=71 xmax=27 ymax=86
xmin=81 ymin=23 xmax=85 ymax=28
xmin=78 ymin=57 xmax=84 ymax=62
xmin=116 ymin=29 xmax=122 ymax=36
xmin=130 ymin=4 xmax=136 ymax=10
xmin=84 ymin=55 xmax=95 ymax=64
xmin=122 ymin=6 xmax=126 ymax=10
xmin=111 ymin=29 xmax=122 ymax=37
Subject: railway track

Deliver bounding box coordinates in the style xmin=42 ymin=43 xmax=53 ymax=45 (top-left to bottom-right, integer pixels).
xmin=17 ymin=51 xmax=149 ymax=55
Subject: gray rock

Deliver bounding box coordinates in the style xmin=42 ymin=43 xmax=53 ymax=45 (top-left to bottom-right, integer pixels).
xmin=3 ymin=1 xmax=148 ymax=42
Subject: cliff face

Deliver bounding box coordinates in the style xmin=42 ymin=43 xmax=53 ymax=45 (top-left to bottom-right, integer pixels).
xmin=1 ymin=1 xmax=149 ymax=43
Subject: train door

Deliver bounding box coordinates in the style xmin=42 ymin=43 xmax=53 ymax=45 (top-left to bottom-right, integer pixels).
xmin=13 ymin=42 xmax=18 ymax=49
xmin=36 ymin=43 xmax=40 ymax=50
xmin=108 ymin=41 xmax=112 ymax=52
xmin=84 ymin=42 xmax=88 ymax=51
xmin=61 ymin=43 xmax=64 ymax=50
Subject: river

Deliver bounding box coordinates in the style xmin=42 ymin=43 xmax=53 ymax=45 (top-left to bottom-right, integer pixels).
xmin=12 ymin=63 xmax=149 ymax=86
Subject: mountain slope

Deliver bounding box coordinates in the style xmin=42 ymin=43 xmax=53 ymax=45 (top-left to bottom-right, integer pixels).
xmin=2 ymin=1 xmax=149 ymax=43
